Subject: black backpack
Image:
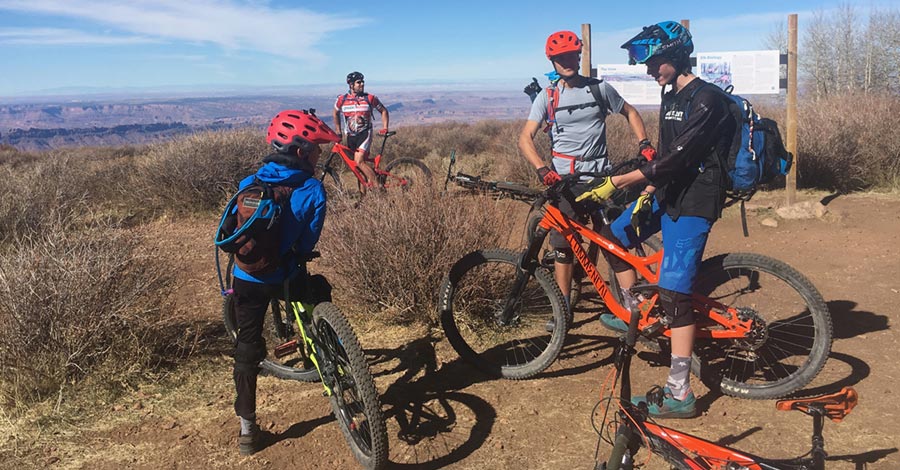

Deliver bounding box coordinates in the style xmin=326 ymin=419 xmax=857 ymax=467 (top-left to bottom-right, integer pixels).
xmin=214 ymin=179 xmax=294 ymax=275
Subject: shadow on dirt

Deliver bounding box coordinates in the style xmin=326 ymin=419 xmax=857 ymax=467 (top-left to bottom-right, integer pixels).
xmin=790 ymin=351 xmax=871 ymax=398
xmin=260 ymin=414 xmax=335 ymax=449
xmin=715 ymin=426 xmax=763 ymax=447
xmin=366 ymin=335 xmax=498 ymax=469
xmin=827 ymin=300 xmax=889 ymax=340
xmin=828 ymin=448 xmax=899 ymax=469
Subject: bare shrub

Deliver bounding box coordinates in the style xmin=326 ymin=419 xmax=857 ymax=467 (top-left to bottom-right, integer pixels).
xmin=317 ymin=186 xmax=523 ymax=326
xmin=797 ymin=92 xmax=900 ymax=191
xmin=131 ymin=128 xmax=267 ymax=216
xmin=0 ymin=222 xmax=173 ymax=411
xmin=0 ymin=157 xmax=97 ymax=243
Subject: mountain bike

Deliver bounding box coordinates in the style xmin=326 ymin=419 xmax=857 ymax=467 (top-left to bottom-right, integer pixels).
xmin=438 ymin=157 xmax=833 ymax=399
xmin=444 ymin=150 xmax=659 ymax=310
xmin=216 ymin=252 xmax=389 ymax=469
xmin=318 ymin=130 xmax=431 ymax=196
xmin=594 ymin=305 xmax=857 ymax=470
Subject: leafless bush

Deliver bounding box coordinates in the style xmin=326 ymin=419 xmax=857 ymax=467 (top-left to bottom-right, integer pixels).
xmin=130 ymin=128 xmax=267 ymax=216
xmin=797 ymin=92 xmax=900 ymax=191
xmin=0 ymin=157 xmax=95 ymax=243
xmin=0 ymin=221 xmax=173 ymax=411
xmin=317 ymin=186 xmax=523 ymax=326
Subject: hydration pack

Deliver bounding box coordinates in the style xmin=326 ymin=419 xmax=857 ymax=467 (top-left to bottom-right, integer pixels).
xmin=544 ymin=78 xmax=609 ymax=133
xmin=689 ymin=84 xmax=793 ymax=201
xmin=214 ymin=179 xmax=294 ymax=275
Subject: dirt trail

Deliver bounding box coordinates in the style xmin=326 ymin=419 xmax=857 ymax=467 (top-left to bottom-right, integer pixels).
xmin=18 ymin=191 xmax=900 ymax=469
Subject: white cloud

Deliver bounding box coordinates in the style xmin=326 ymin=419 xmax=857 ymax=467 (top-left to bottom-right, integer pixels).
xmin=0 ymin=0 xmax=367 ymax=61
xmin=0 ymin=27 xmax=159 ymax=45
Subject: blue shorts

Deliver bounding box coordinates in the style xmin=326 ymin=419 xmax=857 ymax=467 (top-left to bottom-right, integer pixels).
xmin=609 ymin=197 xmax=712 ymax=294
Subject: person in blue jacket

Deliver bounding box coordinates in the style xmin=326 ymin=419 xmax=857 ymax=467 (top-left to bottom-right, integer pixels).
xmin=231 ymin=109 xmax=339 ymax=455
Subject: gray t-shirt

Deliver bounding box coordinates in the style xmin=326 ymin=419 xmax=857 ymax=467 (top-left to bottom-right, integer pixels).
xmin=527 ymin=79 xmax=625 ymax=175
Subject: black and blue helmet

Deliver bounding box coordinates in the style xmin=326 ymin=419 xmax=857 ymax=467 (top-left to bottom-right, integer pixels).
xmin=621 ymin=21 xmax=693 ymax=67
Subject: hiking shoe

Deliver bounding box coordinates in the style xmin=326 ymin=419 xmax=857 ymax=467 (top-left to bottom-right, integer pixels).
xmin=632 ymin=386 xmax=698 ymax=419
xmin=598 ymin=313 xmax=628 ymax=334
xmin=238 ymin=423 xmax=261 ymax=456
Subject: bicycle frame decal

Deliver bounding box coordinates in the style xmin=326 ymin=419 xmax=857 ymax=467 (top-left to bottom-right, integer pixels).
xmin=538 ymin=203 xmax=661 ymax=322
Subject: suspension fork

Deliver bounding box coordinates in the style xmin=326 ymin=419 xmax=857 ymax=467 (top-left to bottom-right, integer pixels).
xmin=289 ymin=300 xmax=335 ymax=396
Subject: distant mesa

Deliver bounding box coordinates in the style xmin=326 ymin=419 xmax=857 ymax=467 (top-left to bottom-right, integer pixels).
xmin=386 ymin=103 xmax=404 ymax=112
xmin=421 ymin=98 xmax=436 ymax=104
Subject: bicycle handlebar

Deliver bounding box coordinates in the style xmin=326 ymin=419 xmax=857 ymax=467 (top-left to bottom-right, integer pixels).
xmin=448 ymin=172 xmax=541 ymax=201
xmin=446 ymin=156 xmax=647 ymax=207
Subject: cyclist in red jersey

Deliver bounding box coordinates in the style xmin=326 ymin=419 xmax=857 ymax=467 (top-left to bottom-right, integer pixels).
xmin=332 ymin=71 xmax=390 ymax=191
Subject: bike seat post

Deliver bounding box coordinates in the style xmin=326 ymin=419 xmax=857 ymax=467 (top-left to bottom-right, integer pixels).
xmin=810 ymin=404 xmax=827 ymax=469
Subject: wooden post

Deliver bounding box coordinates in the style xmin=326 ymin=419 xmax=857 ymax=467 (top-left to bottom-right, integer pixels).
xmin=581 ymin=24 xmax=592 ymax=77
xmin=786 ymin=14 xmax=798 ymax=205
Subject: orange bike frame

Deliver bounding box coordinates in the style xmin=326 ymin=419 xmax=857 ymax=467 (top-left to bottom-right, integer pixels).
xmin=328 ymin=142 xmax=382 ymax=189
xmin=641 ymin=421 xmax=763 ymax=470
xmin=536 ymin=203 xmax=752 ymax=340
xmin=327 ymin=141 xmax=411 ymax=190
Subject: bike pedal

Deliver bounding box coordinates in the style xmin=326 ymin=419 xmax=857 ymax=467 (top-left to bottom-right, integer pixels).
xmin=273 ymin=340 xmax=299 ymax=359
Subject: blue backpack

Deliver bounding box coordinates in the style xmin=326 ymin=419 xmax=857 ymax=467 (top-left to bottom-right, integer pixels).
xmin=690 ymin=83 xmax=793 ymax=201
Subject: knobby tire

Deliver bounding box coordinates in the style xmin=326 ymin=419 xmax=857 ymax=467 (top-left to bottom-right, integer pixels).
xmin=313 ymin=302 xmax=389 ymax=470
xmin=691 ymin=253 xmax=832 ymax=399
xmin=383 ymin=157 xmax=432 ymax=189
xmin=439 ymin=248 xmax=568 ymax=379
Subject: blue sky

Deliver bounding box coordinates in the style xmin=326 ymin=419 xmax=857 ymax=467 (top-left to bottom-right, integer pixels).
xmin=0 ymin=0 xmax=898 ymax=97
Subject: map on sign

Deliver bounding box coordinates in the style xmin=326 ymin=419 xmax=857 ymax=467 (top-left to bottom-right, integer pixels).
xmin=697 ymin=50 xmax=780 ymax=94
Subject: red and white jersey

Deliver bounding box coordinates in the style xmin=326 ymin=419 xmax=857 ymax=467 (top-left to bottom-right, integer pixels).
xmin=334 ymin=93 xmax=386 ymax=135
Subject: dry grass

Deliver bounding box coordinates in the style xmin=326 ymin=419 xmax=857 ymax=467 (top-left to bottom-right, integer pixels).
xmin=0 ymin=221 xmax=173 ymax=413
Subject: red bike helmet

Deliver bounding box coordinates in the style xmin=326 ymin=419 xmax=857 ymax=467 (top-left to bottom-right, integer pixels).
xmin=266 ymin=109 xmax=339 ymax=154
xmin=545 ymin=30 xmax=583 ymax=59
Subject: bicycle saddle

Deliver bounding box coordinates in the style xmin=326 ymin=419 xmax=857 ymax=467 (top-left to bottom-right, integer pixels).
xmin=775 ymin=386 xmax=858 ymax=422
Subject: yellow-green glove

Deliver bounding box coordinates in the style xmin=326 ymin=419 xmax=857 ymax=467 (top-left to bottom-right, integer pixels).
xmin=575 ymin=176 xmax=617 ymax=203
xmin=631 ymin=192 xmax=653 ymax=237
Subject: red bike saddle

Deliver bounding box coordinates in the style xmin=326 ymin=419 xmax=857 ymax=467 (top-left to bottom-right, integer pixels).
xmin=775 ymin=386 xmax=858 ymax=422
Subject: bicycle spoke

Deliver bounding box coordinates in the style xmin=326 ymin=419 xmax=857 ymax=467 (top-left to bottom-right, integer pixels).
xmin=442 ymin=249 xmax=567 ymax=379
xmin=694 ymin=253 xmax=831 ymax=398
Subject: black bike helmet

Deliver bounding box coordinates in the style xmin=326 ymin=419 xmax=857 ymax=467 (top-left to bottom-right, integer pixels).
xmin=621 ymin=21 xmax=693 ymax=74
xmin=346 ymin=71 xmax=365 ymax=84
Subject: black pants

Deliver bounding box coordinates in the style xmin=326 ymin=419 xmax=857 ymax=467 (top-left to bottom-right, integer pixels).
xmin=232 ymin=277 xmax=282 ymax=419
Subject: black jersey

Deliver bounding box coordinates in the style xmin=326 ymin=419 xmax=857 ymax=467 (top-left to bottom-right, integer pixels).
xmin=639 ymin=78 xmax=736 ymax=221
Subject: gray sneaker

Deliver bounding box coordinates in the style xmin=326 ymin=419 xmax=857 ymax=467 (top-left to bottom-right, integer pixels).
xmin=238 ymin=423 xmax=261 ymax=456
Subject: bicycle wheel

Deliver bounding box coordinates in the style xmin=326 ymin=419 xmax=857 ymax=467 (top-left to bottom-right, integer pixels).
xmin=439 ymin=248 xmax=569 ymax=379
xmin=222 ymin=293 xmax=320 ymax=382
xmin=313 ymin=302 xmax=388 ymax=470
xmin=691 ymin=253 xmax=832 ymax=399
xmin=383 ymin=157 xmax=432 ymax=189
